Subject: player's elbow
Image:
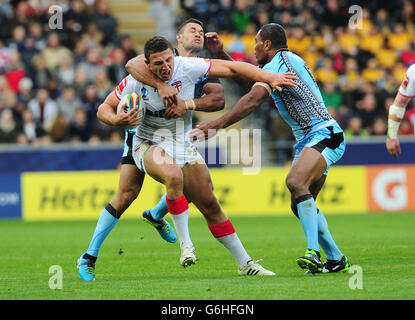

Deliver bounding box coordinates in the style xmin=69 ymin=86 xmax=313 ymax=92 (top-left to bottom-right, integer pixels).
xmin=246 ymin=94 xmax=262 ymax=111
xmin=125 ymin=58 xmax=134 ymax=74
xmin=96 ymin=104 xmax=105 ymax=121
xmin=213 ymin=94 xmax=225 ymax=111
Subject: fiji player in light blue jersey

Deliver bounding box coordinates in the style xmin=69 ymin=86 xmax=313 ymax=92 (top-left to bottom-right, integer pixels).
xmin=191 ymin=23 xmax=350 ymax=274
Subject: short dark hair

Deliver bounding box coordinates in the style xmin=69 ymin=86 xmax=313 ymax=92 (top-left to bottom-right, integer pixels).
xmin=177 ymin=18 xmax=204 ymax=34
xmin=144 ymin=36 xmax=174 ymax=61
xmin=258 ymin=23 xmax=287 ymax=50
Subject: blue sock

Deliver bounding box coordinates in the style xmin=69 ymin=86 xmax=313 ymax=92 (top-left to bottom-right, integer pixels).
xmin=86 ymin=205 xmax=119 ymax=258
xmin=296 ymin=194 xmax=319 ymax=253
xmin=150 ymin=193 xmax=168 ymax=221
xmin=317 ymin=209 xmax=343 ymax=261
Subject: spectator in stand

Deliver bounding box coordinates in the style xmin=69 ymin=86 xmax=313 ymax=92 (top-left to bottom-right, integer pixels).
xmin=344 ymin=116 xmax=368 ymax=138
xmin=0 ymin=74 xmax=17 ymax=107
xmin=80 ymin=23 xmax=104 ymax=50
xmin=50 ymin=113 xmax=69 ymax=142
xmin=27 ymin=88 xmax=58 ymax=132
xmin=31 ymin=54 xmax=51 ymax=89
xmin=315 ymin=56 xmax=338 ymax=85
xmin=120 ymin=35 xmax=137 ymax=63
xmin=107 ymin=48 xmax=127 ymax=85
xmin=73 ymin=68 xmax=89 ymax=99
xmin=231 ymin=0 xmax=251 ymax=34
xmin=0 ymin=108 xmax=20 ymax=143
xmin=16 ymin=77 xmax=33 ymax=104
xmin=40 ymin=33 xmax=72 ymax=72
xmin=28 ymin=21 xmax=47 ymax=51
xmin=20 ymin=108 xmax=46 ymax=143
xmin=69 ymin=108 xmax=90 ymax=142
xmin=371 ymin=117 xmax=387 ymax=136
xmin=82 ymin=84 xmax=101 ymax=128
xmin=92 ymin=0 xmax=118 ymax=45
xmin=321 ymin=81 xmax=343 ymax=115
xmin=77 ymin=47 xmax=103 ymax=83
xmin=355 ymin=93 xmax=382 ymax=129
xmin=94 ymin=68 xmax=112 ymax=101
xmin=4 ymin=50 xmax=25 ymax=93
xmin=149 ymin=0 xmax=177 ymax=43
xmin=57 ymin=55 xmax=76 ymax=86
xmin=56 ymin=86 xmax=82 ymax=123
xmin=64 ymin=0 xmax=91 ymax=45
xmin=8 ymin=25 xmax=26 ymax=51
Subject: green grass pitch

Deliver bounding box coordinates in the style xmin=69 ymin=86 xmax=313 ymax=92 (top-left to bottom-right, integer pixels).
xmin=0 ymin=213 xmax=414 ymax=300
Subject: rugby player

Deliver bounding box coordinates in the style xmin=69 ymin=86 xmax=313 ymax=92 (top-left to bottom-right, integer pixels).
xmin=126 ymin=19 xmax=226 ymax=251
xmin=77 ymin=35 xmax=297 ymax=280
xmin=386 ymin=63 xmax=415 ymax=157
xmin=190 ymin=23 xmax=351 ymax=274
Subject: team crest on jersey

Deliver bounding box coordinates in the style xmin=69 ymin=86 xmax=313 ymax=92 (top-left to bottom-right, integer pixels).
xmin=402 ymin=75 xmax=409 ymax=90
xmin=141 ymin=87 xmax=149 ymax=100
xmin=171 ymin=80 xmax=182 ymax=93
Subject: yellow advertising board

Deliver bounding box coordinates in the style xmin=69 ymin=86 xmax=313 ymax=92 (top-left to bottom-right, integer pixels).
xmin=22 ymin=166 xmax=367 ymax=221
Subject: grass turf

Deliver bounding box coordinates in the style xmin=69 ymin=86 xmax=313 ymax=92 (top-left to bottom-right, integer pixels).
xmin=0 ymin=213 xmax=414 ymax=300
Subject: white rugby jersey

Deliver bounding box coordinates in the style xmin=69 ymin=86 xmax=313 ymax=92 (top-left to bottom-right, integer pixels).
xmin=398 ymin=63 xmax=415 ymax=98
xmin=114 ymin=56 xmax=212 ymax=144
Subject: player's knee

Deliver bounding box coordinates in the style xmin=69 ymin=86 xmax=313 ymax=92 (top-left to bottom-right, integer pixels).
xmin=285 ymin=174 xmax=301 ymax=193
xmin=119 ymin=188 xmax=139 ymax=207
xmin=165 ymin=169 xmax=183 ymax=190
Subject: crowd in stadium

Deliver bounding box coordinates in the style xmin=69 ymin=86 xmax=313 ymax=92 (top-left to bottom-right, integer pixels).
xmin=0 ymin=0 xmax=414 ymax=145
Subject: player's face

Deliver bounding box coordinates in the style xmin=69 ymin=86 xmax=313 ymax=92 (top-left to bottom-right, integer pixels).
xmin=178 ymin=23 xmax=204 ymax=52
xmin=254 ymin=33 xmax=267 ymax=66
xmin=147 ymin=48 xmax=175 ymax=81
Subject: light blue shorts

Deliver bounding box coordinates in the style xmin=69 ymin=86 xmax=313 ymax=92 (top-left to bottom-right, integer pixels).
xmin=292 ymin=123 xmax=346 ymax=175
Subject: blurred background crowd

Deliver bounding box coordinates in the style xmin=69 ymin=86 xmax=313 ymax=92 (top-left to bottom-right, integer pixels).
xmin=0 ymin=0 xmax=414 ymax=146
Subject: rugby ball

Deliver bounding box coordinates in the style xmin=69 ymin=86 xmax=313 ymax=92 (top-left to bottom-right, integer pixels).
xmin=116 ymin=92 xmax=145 ymax=130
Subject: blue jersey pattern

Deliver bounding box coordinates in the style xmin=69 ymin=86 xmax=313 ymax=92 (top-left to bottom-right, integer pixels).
xmin=263 ymin=50 xmax=334 ymax=142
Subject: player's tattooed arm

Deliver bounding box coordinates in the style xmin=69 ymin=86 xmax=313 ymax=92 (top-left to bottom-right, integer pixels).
xmin=126 ymin=55 xmax=177 ymax=107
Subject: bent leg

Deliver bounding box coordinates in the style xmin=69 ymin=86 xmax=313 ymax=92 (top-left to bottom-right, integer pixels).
xmin=182 ymin=162 xmax=253 ymax=268
xmin=86 ymin=164 xmax=145 ymax=258
xmin=144 ymin=146 xmax=192 ymax=247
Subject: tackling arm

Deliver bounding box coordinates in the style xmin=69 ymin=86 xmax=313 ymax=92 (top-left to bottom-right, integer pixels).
xmin=207 ymin=59 xmax=297 ymax=92
xmin=205 ymin=32 xmax=254 ymax=90
xmin=189 ymin=84 xmax=270 ymax=141
xmin=125 ymin=55 xmax=177 ymax=105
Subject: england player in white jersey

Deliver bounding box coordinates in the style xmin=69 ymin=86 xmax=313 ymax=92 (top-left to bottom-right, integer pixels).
xmin=386 ymin=63 xmax=415 ymax=158
xmin=77 ymin=35 xmax=297 ymax=281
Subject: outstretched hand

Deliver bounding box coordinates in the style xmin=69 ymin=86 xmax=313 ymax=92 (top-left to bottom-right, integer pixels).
xmin=189 ymin=120 xmax=222 ymax=142
xmin=268 ymin=72 xmax=298 ymax=92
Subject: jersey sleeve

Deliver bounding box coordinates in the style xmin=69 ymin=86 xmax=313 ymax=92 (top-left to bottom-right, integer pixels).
xmin=181 ymin=57 xmax=212 ymax=84
xmin=114 ymin=75 xmax=135 ymax=100
xmin=398 ymin=64 xmax=415 ymax=98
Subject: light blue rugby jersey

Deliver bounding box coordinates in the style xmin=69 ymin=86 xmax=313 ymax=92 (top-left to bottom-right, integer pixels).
xmin=262 ymin=50 xmax=335 ymax=142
